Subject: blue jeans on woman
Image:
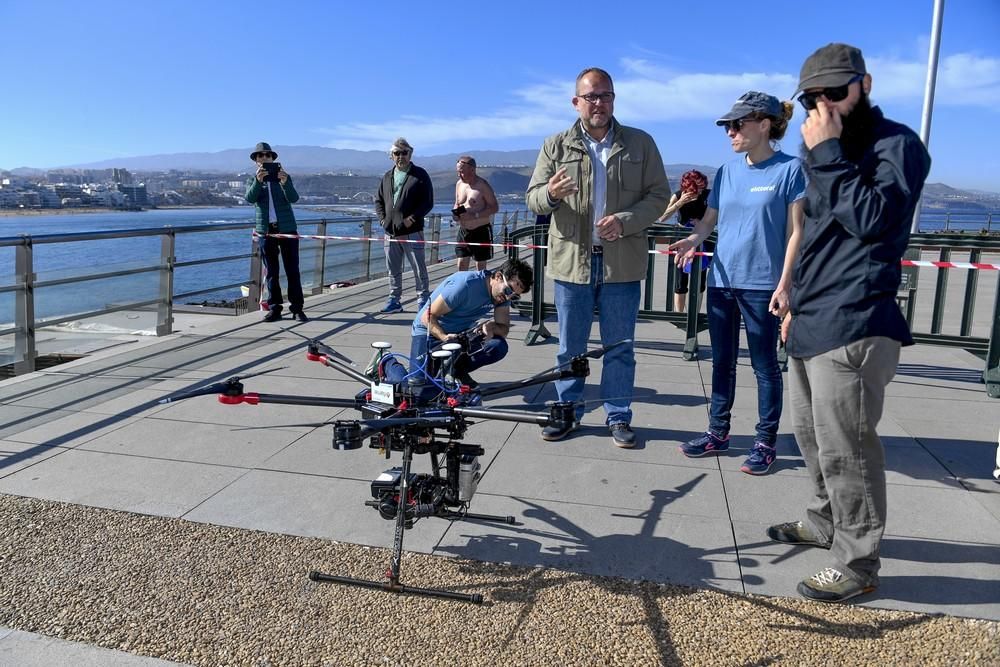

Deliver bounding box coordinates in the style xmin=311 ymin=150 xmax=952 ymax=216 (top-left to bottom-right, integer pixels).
xmin=554 ymin=254 xmax=640 ymax=425
xmin=706 ymin=287 xmax=782 ymax=445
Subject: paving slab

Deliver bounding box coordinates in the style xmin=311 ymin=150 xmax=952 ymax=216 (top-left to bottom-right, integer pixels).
xmin=0 ymin=628 xmax=190 ymax=667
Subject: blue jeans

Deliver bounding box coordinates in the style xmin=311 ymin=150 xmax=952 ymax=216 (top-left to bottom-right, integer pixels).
xmin=706 ymin=287 xmax=782 ymax=445
xmin=260 ymin=235 xmax=303 ymax=314
xmin=392 ymin=334 xmax=509 ymax=383
xmin=554 ymin=254 xmax=640 ymax=424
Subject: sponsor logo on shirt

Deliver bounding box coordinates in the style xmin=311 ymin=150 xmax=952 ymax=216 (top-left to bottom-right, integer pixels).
xmin=749 ymin=185 xmax=777 ymax=192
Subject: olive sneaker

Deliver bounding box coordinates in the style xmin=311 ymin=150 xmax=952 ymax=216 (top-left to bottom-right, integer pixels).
xmin=797 ymin=567 xmax=877 ymax=603
xmin=766 ymin=521 xmax=831 ymax=549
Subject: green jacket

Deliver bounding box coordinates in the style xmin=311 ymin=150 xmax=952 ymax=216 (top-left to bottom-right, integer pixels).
xmin=246 ymin=176 xmax=299 ymax=233
xmin=526 ymin=119 xmax=670 ymax=283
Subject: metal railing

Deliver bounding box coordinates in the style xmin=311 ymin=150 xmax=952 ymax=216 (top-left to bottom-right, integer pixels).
xmin=510 ymin=225 xmax=1000 ymax=398
xmin=0 ymin=210 xmax=529 ymax=375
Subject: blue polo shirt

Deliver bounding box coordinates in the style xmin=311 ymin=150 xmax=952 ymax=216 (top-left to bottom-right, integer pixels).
xmin=707 ymin=151 xmax=806 ymax=290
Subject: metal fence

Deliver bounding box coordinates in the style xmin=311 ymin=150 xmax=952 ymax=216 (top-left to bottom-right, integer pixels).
xmin=509 ymin=224 xmax=1000 ymax=398
xmin=0 ymin=211 xmax=530 ymax=375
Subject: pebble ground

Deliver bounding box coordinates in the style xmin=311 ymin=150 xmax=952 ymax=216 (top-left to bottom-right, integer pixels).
xmin=1 ymin=494 xmax=996 ymax=666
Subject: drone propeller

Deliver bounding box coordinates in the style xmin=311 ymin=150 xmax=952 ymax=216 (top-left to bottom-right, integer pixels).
xmin=157 ymin=366 xmax=286 ymax=404
xmin=307 ymin=338 xmax=359 ymax=367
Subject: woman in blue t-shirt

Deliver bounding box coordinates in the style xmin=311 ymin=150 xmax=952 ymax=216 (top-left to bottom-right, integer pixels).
xmin=668 ymin=91 xmax=806 ymax=476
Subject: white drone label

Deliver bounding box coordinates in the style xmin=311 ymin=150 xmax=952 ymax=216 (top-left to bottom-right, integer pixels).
xmin=371 ymin=381 xmax=394 ymax=405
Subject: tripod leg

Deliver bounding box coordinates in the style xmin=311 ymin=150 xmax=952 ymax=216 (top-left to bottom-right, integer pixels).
xmin=388 ymin=442 xmax=414 ymax=584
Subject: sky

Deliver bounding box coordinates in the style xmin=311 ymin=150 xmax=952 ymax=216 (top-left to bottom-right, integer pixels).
xmin=2 ymin=0 xmax=999 ymax=191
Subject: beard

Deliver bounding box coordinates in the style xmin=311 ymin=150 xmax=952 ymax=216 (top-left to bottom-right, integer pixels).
xmin=800 ymin=94 xmax=876 ymax=169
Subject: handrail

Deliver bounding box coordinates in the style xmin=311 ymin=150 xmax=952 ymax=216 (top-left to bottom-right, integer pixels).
xmin=512 ymin=224 xmax=1000 ymax=398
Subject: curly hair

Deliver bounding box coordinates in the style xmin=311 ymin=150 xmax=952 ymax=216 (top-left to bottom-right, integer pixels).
xmin=679 ymin=170 xmax=709 ymax=194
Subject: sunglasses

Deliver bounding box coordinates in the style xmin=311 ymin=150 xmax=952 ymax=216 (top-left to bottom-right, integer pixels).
xmin=391 ymin=150 xmax=411 ymax=157
xmin=501 ymin=275 xmax=521 ymax=301
xmin=721 ymin=117 xmax=760 ymax=134
xmin=798 ymin=74 xmax=863 ymax=111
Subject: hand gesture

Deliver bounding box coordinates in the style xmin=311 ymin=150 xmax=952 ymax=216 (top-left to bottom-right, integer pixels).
xmin=667 ymin=238 xmax=696 ymax=268
xmin=596 ymin=214 xmax=623 ymax=241
xmin=547 ymin=167 xmax=578 ymax=201
xmin=403 ymin=215 xmax=415 ymax=229
xmin=781 ymin=312 xmax=791 ymax=343
xmin=801 ymin=103 xmax=843 ymax=150
xmin=255 ymin=166 xmax=267 ymax=183
xmin=277 ymin=168 xmax=288 ymax=185
xmin=678 ymin=190 xmax=698 ymax=206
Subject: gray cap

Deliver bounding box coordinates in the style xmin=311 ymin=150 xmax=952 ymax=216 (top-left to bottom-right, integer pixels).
xmin=715 ymin=91 xmax=782 ymax=124
xmin=796 ymin=43 xmax=867 ymax=93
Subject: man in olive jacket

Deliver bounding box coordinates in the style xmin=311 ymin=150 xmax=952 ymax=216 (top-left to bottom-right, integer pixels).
xmin=374 ymin=137 xmax=434 ymax=313
xmin=246 ymin=141 xmax=305 ymax=322
xmin=527 ymin=67 xmax=670 ymax=448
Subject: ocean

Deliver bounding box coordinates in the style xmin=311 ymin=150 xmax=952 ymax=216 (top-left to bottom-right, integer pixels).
xmin=0 ymin=204 xmax=532 ymax=324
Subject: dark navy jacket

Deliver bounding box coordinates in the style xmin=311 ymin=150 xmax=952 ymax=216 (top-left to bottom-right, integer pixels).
xmin=374 ymin=164 xmax=434 ymax=237
xmin=786 ymin=107 xmax=931 ymax=358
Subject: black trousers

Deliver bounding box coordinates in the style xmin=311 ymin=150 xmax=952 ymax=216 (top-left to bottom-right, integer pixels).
xmin=260 ymin=235 xmax=303 ymax=314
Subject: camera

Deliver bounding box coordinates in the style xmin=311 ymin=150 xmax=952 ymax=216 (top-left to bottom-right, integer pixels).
xmin=262 ymin=162 xmax=282 ymax=182
xmin=451 ymin=204 xmax=466 ymax=216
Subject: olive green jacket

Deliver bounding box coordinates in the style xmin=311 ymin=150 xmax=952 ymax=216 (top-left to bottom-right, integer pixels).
xmin=526 ymin=119 xmax=670 ymax=283
xmin=246 ymin=176 xmax=299 ymax=234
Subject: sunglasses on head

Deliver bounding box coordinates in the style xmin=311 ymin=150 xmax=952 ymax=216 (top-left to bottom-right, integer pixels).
xmin=721 ymin=117 xmax=760 ymax=134
xmin=798 ymin=74 xmax=863 ymax=111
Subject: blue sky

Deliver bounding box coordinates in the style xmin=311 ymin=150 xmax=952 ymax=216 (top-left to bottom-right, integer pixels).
xmin=2 ymin=0 xmax=999 ymax=190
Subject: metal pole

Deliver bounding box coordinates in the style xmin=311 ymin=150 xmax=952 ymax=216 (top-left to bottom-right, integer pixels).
xmin=911 ymin=0 xmax=945 ymax=234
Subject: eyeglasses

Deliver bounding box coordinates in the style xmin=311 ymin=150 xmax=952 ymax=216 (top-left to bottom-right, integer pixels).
xmin=501 ymin=275 xmax=521 ymax=301
xmin=391 ymin=150 xmax=410 ymax=157
xmin=798 ymin=74 xmax=863 ymax=111
xmin=721 ymin=117 xmax=760 ymax=134
xmin=578 ymin=91 xmax=616 ymax=105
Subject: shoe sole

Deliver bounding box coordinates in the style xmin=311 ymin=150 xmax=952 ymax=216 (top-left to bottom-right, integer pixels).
xmin=613 ymin=440 xmax=636 ymax=449
xmin=766 ymin=528 xmax=831 ymax=550
xmin=740 ymin=462 xmax=774 ymax=475
xmin=796 ymin=581 xmax=876 ymax=603
xmin=678 ymin=446 xmax=730 ymax=458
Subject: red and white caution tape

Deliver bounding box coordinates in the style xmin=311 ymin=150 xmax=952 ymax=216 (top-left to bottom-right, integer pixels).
xmin=255 ymin=232 xmax=1000 ymax=268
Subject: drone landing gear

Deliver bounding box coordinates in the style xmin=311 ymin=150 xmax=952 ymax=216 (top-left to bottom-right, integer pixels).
xmin=308 ymin=441 xmax=514 ymax=604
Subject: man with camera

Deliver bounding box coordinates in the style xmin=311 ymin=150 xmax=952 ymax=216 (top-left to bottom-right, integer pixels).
xmin=246 ymin=141 xmax=306 ymax=323
xmin=453 ymin=156 xmax=499 ymax=271
xmin=375 ymin=137 xmax=434 ymax=314
xmin=404 ymin=257 xmax=533 ymax=387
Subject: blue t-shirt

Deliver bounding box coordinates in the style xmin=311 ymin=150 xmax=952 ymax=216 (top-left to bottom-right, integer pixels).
xmin=412 ymin=270 xmax=496 ymax=336
xmin=707 ymin=151 xmax=806 ymax=290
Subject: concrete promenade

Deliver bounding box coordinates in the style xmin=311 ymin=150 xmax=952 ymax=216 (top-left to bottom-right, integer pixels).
xmin=1 ymin=263 xmax=998 ymax=665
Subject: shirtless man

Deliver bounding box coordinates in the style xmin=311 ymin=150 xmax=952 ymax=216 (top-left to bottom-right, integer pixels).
xmin=453 ymin=156 xmax=500 ymax=270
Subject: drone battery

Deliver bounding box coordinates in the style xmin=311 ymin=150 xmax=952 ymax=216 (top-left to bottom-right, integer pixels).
xmin=371 ymin=467 xmax=418 ymax=498
xmin=458 ymin=454 xmax=480 ymax=502
xmin=361 ymin=401 xmax=397 ymax=421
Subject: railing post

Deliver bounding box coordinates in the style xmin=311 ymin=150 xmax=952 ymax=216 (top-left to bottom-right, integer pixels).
xmin=944 ymin=212 xmax=951 ymax=232
xmin=983 ymin=274 xmax=1000 ymax=398
xmin=313 ymin=220 xmax=328 ymax=295
xmin=960 ymin=248 xmax=980 ymax=337
xmin=430 ymin=214 xmax=441 ymax=264
xmin=248 ymin=233 xmax=262 ymax=308
xmin=364 ymin=218 xmax=373 ymax=282
xmin=525 ymin=222 xmax=551 ymax=345
xmin=156 ymin=230 xmax=175 ymax=336
xmin=930 ymin=248 xmax=950 ymax=334
xmin=643 ymin=235 xmax=656 ymax=311
xmin=683 ymin=253 xmax=702 ymax=361
xmin=13 ymin=237 xmax=36 ymax=375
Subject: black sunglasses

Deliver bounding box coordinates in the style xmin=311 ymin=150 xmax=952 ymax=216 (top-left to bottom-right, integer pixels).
xmin=798 ymin=75 xmax=863 ymax=111
xmin=391 ymin=150 xmax=411 ymax=157
xmin=721 ymin=117 xmax=760 ymax=134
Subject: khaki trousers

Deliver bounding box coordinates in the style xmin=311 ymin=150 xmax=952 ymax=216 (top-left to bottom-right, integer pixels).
xmin=788 ymin=336 xmax=901 ymax=584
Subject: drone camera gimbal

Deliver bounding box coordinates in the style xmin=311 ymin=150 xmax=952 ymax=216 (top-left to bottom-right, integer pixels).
xmin=162 ymin=332 xmax=628 ymax=603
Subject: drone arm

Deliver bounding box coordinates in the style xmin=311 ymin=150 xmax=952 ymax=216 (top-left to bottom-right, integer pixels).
xmin=220 ymin=393 xmax=362 ymax=409
xmin=452 ymin=406 xmax=553 ymax=427
xmin=307 ymin=343 xmax=372 ymax=386
xmin=476 ymin=358 xmax=590 ymax=398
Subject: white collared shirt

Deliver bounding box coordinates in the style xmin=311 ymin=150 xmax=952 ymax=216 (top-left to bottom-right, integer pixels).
xmin=581 ymin=124 xmax=614 ymax=245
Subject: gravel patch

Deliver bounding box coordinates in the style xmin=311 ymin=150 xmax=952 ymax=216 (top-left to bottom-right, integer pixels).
xmin=0 ymin=494 xmax=996 ymax=666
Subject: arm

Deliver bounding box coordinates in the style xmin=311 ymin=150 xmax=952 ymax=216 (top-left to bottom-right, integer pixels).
xmin=526 ymin=137 xmax=568 ymax=214
xmin=246 ymin=178 xmax=262 ymax=203
xmin=803 ymin=105 xmax=931 ymax=242
xmin=483 ymin=303 xmax=511 ymax=339
xmin=609 ymin=134 xmax=671 ymax=237
xmin=769 ymin=198 xmax=805 ymax=317
xmin=421 ymin=296 xmax=456 ymax=343
xmin=374 ymin=176 xmax=387 ymax=220
xmin=656 ymin=193 xmax=681 ymax=223
xmin=667 ymin=207 xmax=718 ymax=267
xmin=280 ymin=175 xmax=299 ymax=204
xmin=412 ymin=169 xmax=434 ymax=219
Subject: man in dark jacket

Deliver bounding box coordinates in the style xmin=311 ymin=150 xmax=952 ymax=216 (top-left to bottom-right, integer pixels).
xmin=374 ymin=137 xmax=433 ymax=313
xmin=769 ymin=44 xmax=931 ymax=603
xmin=246 ymin=141 xmax=306 ymax=322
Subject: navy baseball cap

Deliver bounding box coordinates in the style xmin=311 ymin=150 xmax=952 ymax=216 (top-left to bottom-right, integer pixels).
xmin=716 ymin=91 xmax=782 ymax=124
